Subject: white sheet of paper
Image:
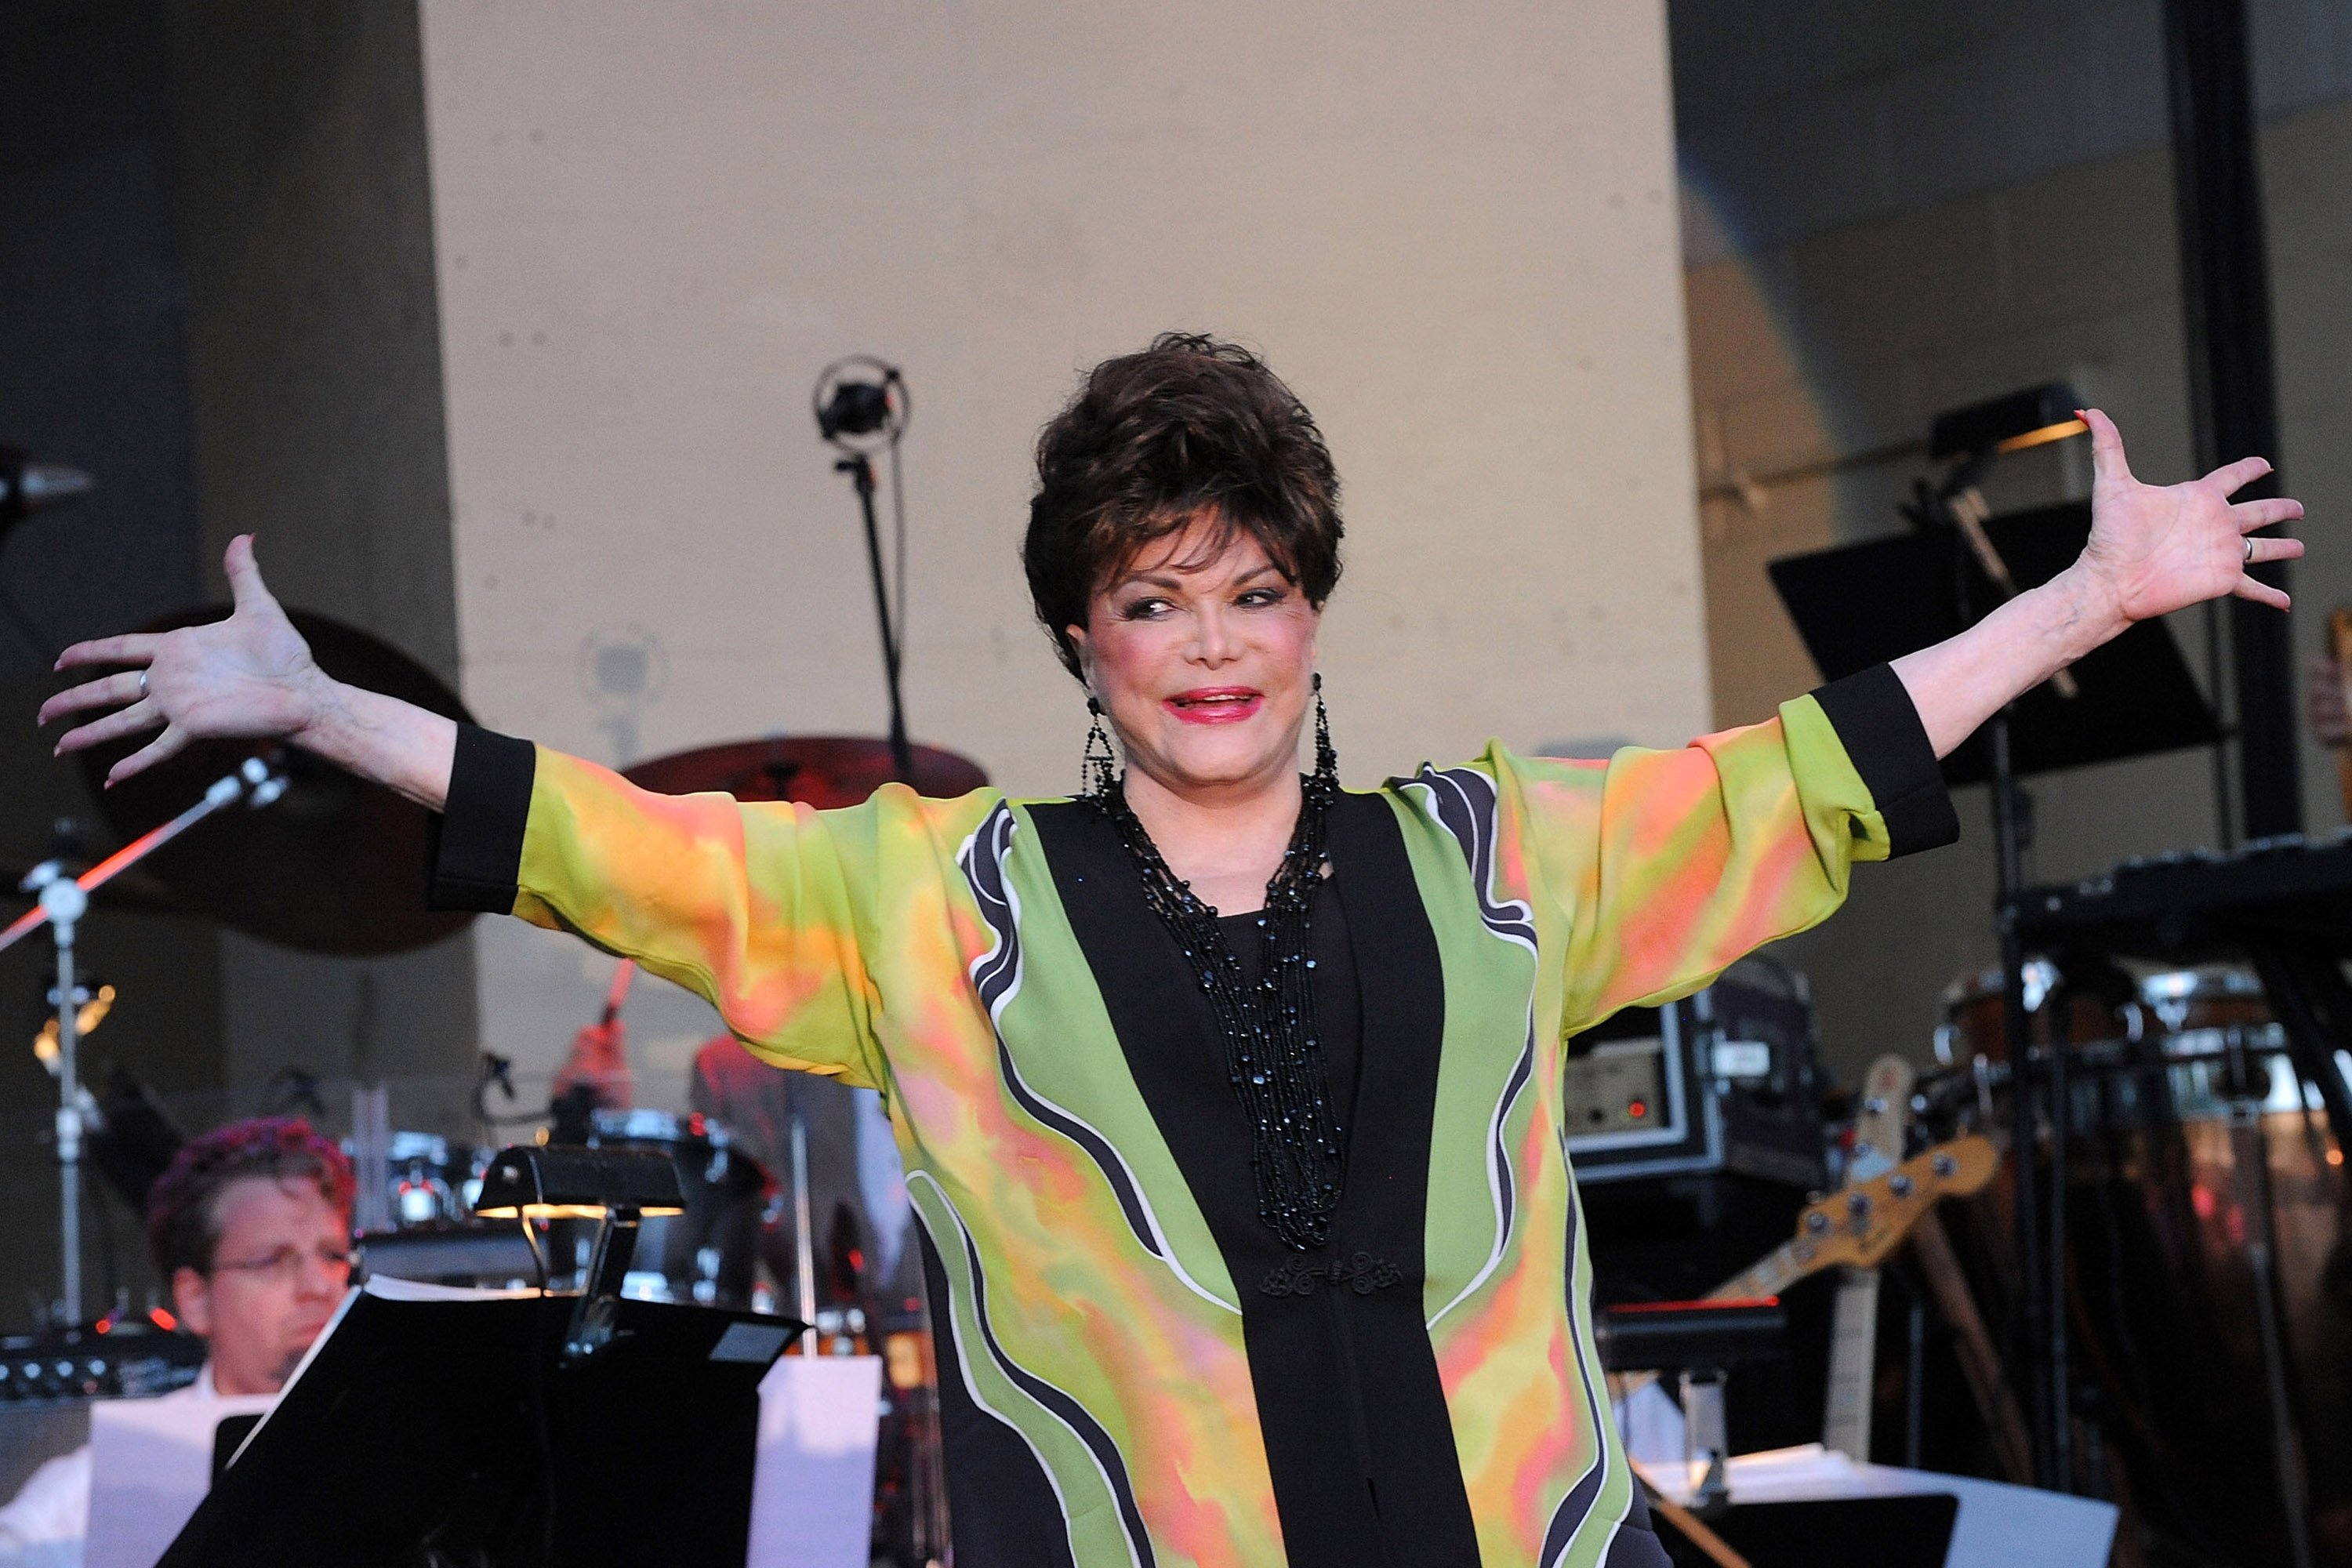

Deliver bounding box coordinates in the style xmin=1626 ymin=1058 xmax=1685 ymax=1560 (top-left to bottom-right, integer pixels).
xmin=744 ymin=1356 xmax=882 ymax=1568
xmin=82 ymin=1392 xmax=277 ymax=1568
xmin=1637 ymin=1443 xmax=2118 ymax=1568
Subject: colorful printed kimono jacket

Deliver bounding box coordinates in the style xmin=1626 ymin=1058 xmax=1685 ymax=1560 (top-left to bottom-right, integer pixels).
xmin=430 ymin=663 xmax=1957 ymax=1567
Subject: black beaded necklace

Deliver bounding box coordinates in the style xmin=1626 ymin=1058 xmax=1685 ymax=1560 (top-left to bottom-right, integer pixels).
xmin=1091 ymin=686 xmax=1346 ymax=1251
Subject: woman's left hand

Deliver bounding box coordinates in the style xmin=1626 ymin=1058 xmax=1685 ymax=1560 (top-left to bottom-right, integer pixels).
xmin=1896 ymin=409 xmax=2312 ymax=758
xmin=2074 ymin=406 xmax=2305 ymax=626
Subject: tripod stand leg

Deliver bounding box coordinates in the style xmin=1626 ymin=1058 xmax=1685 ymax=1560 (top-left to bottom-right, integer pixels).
xmin=2229 ymin=1070 xmax=2316 ymax=1568
xmin=1911 ymin=1209 xmax=2034 ymax=1484
xmin=1632 ymin=1468 xmax=1751 ymax=1568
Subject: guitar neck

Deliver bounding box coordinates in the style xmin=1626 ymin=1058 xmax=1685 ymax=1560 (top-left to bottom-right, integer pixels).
xmin=1710 ymin=1240 xmax=1813 ymax=1303
xmin=1602 ymin=1133 xmax=1997 ymax=1409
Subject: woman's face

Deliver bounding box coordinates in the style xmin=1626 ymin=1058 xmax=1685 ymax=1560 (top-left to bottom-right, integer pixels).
xmin=1067 ymin=518 xmax=1320 ymax=805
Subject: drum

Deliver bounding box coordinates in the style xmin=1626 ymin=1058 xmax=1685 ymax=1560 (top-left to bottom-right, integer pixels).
xmin=2137 ymin=964 xmax=2278 ymax=1052
xmin=1961 ymin=964 xmax=2350 ymax=1563
xmin=1936 ymin=959 xmax=2124 ymax=1065
xmin=357 ymin=1131 xmax=492 ymax=1230
xmin=583 ymin=1108 xmax=770 ymax=1308
xmin=389 ymin=1131 xmax=458 ymax=1227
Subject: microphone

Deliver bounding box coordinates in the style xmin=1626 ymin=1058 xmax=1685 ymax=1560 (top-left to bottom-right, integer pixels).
xmin=811 ymin=358 xmax=909 ymax=451
xmin=1 ymin=446 xmax=93 ymax=526
xmin=817 ymin=377 xmax=895 ymax=442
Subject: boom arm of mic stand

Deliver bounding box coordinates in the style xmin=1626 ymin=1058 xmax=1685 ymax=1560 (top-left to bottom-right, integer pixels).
xmin=1933 ymin=459 xmax=2081 ymax=1488
xmin=0 ymin=756 xmax=290 ymax=955
xmin=6 ymin=754 xmax=286 ymax=1326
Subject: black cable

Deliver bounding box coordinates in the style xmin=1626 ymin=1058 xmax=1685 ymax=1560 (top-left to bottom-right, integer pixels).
xmin=889 ymin=434 xmax=909 ymax=671
xmin=519 ymin=1215 xmax=549 ymax=1289
xmin=2205 ymin=599 xmax=2237 ymax=850
xmin=85 ymin=1160 xmax=119 ymax=1318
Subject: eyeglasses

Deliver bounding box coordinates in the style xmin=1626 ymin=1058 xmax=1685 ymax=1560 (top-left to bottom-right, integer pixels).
xmin=212 ymin=1244 xmax=354 ymax=1282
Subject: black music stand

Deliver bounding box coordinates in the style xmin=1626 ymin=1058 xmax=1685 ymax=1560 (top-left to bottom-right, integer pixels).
xmin=1766 ymin=499 xmax=2220 ymax=783
xmin=1770 ymin=497 xmax=2219 ymax=1495
xmin=159 ymin=1286 xmax=798 ymax=1568
xmin=1700 ymin=1494 xmax=1958 ymax=1568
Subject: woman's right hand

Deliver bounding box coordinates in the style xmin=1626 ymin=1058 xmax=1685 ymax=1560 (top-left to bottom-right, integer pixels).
xmin=40 ymin=535 xmax=459 ymax=808
xmin=39 ymin=535 xmax=335 ymax=788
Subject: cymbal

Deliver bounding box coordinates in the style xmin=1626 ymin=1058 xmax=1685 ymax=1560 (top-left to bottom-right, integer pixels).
xmin=623 ymin=736 xmax=988 ymax=808
xmin=75 ymin=607 xmax=477 ymax=956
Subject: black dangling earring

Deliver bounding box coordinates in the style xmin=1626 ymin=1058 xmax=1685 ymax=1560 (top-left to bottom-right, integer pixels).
xmin=1309 ymin=672 xmax=1338 ymax=797
xmin=1083 ymin=695 xmax=1119 ymax=805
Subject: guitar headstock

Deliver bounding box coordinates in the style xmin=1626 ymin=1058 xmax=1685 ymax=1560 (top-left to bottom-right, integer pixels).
xmin=1788 ymin=1134 xmax=1998 ymax=1276
xmin=1849 ymin=1053 xmax=1917 ymax=1182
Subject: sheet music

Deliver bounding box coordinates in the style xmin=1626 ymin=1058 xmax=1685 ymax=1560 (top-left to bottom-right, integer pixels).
xmin=82 ymin=1394 xmax=276 ymax=1568
xmin=1636 ymin=1445 xmax=2118 ymax=1568
xmin=745 ymin=1356 xmax=882 ymax=1568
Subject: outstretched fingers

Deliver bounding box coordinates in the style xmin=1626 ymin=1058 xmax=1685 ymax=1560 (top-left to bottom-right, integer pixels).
xmin=2082 ymin=408 xmax=2133 ymax=488
xmin=2234 ymin=496 xmax=2305 ymax=532
xmin=2238 ymin=532 xmax=2299 ymax=614
xmin=52 ymin=633 xmax=158 ymax=674
xmin=52 ymin=699 xmax=164 ymax=759
xmin=223 ymin=534 xmax=273 ymax=608
xmin=103 ymin=724 xmax=191 ymax=789
xmin=2238 ymin=574 xmax=2292 ymax=612
xmin=37 ymin=670 xmax=146 ymax=728
xmin=2205 ymin=454 xmax=2274 ymax=498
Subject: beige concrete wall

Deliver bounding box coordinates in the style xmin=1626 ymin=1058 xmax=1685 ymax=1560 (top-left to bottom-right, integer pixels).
xmin=415 ymin=0 xmax=1709 ymax=1090
xmin=1686 ymin=97 xmax=2352 ymax=1080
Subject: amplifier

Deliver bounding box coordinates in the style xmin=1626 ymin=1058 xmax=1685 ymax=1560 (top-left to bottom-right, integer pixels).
xmin=0 ymin=1318 xmax=205 ymax=1405
xmin=1563 ymin=963 xmax=1827 ymax=1190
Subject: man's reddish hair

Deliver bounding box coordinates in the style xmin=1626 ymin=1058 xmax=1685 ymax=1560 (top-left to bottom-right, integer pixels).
xmin=144 ymin=1116 xmax=355 ymax=1277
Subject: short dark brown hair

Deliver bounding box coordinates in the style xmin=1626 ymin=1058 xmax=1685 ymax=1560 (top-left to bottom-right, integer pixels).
xmin=1023 ymin=333 xmax=1343 ymax=680
xmin=145 ymin=1116 xmax=354 ymax=1277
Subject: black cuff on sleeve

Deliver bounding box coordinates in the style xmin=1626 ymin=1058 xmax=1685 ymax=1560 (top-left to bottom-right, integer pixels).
xmin=426 ymin=725 xmax=537 ymax=913
xmin=1810 ymin=663 xmax=1960 ymax=859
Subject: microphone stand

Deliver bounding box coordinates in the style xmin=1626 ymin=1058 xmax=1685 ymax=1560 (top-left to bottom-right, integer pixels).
xmin=834 ymin=450 xmax=915 ymax=784
xmin=1911 ymin=462 xmax=2067 ymax=1488
xmin=4 ymin=756 xmax=289 ymax=1325
xmin=790 ymin=1111 xmax=818 ymax=1357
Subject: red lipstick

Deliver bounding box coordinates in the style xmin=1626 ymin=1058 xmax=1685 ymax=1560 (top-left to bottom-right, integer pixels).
xmin=1163 ymin=687 xmax=1264 ymax=724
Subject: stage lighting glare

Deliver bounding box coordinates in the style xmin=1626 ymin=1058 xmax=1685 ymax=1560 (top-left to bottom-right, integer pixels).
xmin=1928 ymin=382 xmax=2086 ymax=461
xmin=1994 ymin=418 xmax=2090 ymax=456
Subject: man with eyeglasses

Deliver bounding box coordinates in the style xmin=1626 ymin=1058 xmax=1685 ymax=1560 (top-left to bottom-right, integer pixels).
xmin=0 ymin=1117 xmax=354 ymax=1566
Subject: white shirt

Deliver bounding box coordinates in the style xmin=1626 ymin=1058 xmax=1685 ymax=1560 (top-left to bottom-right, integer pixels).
xmin=0 ymin=1367 xmax=217 ymax=1568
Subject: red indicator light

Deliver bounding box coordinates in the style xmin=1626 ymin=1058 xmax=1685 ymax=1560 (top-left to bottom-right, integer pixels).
xmin=1628 ymin=1099 xmax=1648 ymax=1120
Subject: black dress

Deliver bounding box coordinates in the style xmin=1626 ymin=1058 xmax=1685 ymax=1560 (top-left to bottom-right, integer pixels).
xmin=931 ymin=793 xmax=1667 ymax=1567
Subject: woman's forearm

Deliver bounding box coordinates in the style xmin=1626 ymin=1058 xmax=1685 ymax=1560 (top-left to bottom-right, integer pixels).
xmin=1890 ymin=566 xmax=2129 ymax=759
xmin=294 ymin=673 xmax=459 ymax=811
